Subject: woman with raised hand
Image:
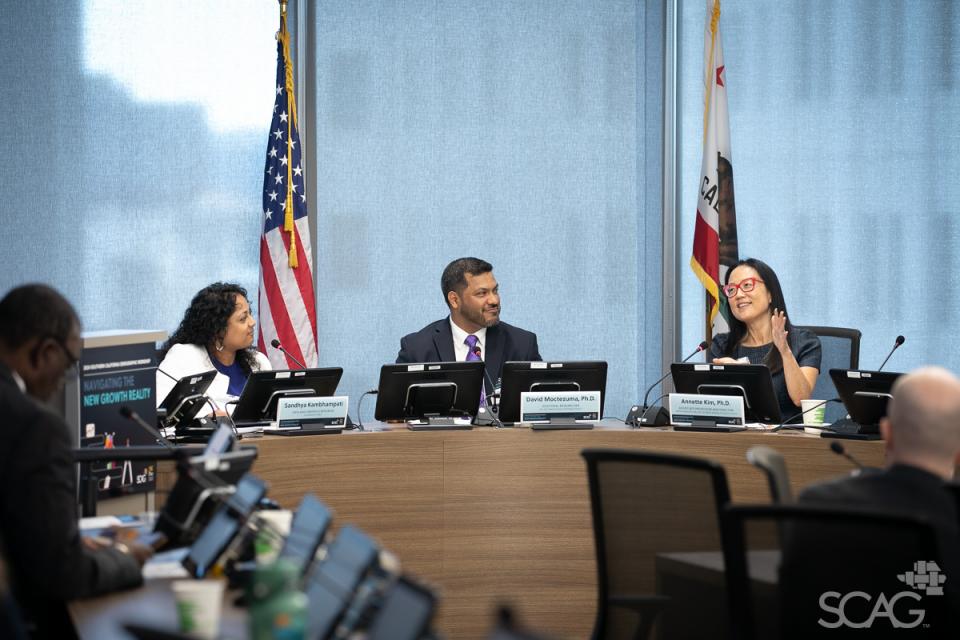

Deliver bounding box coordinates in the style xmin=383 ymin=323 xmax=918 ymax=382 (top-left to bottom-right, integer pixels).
xmin=709 ymin=258 xmax=821 ymax=421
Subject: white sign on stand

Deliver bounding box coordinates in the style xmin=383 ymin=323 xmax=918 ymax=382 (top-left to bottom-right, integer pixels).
xmin=275 ymin=396 xmax=349 ymax=429
xmin=520 ymin=391 xmax=601 ymax=423
xmin=668 ymin=393 xmax=745 ymax=426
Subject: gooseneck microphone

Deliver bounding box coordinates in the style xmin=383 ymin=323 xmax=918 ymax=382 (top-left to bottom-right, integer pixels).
xmin=119 ymin=406 xmax=178 ymax=452
xmin=471 ymin=345 xmax=504 ymax=427
xmin=472 ymin=345 xmax=498 ymax=396
xmin=877 ymin=335 xmax=905 ymax=371
xmin=270 ymin=339 xmax=307 ymax=370
xmin=630 ymin=341 xmax=709 ymax=427
xmin=829 ymin=440 xmax=865 ymax=471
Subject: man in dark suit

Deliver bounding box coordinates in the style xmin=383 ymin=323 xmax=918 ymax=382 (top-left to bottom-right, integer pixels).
xmin=799 ymin=366 xmax=960 ymax=525
xmin=792 ymin=367 xmax=960 ymax=631
xmin=396 ymin=257 xmax=541 ymax=394
xmin=0 ymin=284 xmax=152 ymax=638
xmin=799 ymin=366 xmax=960 ymax=563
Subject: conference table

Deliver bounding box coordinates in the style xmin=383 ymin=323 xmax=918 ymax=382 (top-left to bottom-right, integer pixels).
xmin=73 ymin=422 xmax=884 ymax=639
xmin=237 ymin=422 xmax=882 ymax=638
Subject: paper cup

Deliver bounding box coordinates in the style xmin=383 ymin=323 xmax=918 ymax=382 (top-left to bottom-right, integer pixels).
xmin=172 ymin=579 xmax=225 ymax=639
xmin=800 ymin=399 xmax=826 ymax=426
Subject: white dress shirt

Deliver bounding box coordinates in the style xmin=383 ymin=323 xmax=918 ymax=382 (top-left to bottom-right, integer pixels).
xmin=449 ymin=318 xmax=487 ymax=362
xmin=10 ymin=369 xmax=26 ymax=394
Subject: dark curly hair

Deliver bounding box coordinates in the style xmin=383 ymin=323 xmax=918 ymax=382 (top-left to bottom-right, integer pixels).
xmin=162 ymin=282 xmax=258 ymax=375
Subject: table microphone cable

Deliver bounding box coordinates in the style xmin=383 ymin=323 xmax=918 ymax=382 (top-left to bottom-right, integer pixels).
xmin=355 ymin=389 xmax=378 ymax=431
xmin=769 ymin=398 xmax=842 ymax=432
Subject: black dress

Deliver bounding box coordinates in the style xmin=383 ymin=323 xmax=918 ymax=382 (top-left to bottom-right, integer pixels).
xmin=708 ymin=326 xmax=822 ymax=421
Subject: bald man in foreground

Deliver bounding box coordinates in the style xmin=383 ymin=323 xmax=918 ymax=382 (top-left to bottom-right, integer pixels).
xmin=799 ymin=366 xmax=960 ymax=536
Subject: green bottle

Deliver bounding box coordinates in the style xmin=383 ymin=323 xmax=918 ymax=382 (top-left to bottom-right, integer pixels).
xmin=247 ymin=559 xmax=308 ymax=640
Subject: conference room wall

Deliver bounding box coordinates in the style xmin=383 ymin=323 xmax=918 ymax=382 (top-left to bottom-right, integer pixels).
xmin=0 ymin=0 xmax=276 ymax=347
xmin=309 ymin=0 xmax=666 ymax=422
xmin=0 ymin=1 xmax=664 ymax=422
xmin=677 ymin=0 xmax=960 ymax=375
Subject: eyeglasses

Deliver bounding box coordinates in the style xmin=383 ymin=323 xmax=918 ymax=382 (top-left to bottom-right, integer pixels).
xmin=722 ymin=277 xmax=764 ymax=298
xmin=29 ymin=335 xmax=79 ymax=372
xmin=48 ymin=335 xmax=80 ymax=371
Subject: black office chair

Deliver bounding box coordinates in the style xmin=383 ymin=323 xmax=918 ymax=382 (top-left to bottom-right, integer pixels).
xmin=796 ymin=326 xmax=861 ymax=423
xmin=721 ymin=504 xmax=957 ymax=640
xmin=581 ymin=449 xmax=732 ymax=640
xmin=745 ymin=446 xmax=792 ymax=503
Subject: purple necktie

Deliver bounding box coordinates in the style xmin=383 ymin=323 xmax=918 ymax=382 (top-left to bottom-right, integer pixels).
xmin=465 ymin=335 xmax=486 ymax=408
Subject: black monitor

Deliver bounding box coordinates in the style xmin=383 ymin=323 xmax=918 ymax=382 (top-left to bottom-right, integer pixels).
xmin=203 ymin=423 xmax=236 ymax=456
xmin=366 ymin=575 xmax=437 ymax=640
xmin=305 ymin=525 xmax=380 ymax=639
xmin=154 ymin=447 xmax=258 ymax=548
xmin=373 ymin=361 xmax=485 ymax=421
xmin=829 ymin=369 xmax=904 ymax=431
xmin=278 ymin=494 xmax=333 ymax=576
xmin=158 ymin=370 xmax=217 ymax=427
xmin=497 ymin=361 xmax=608 ymax=424
xmin=182 ymin=473 xmax=267 ymax=579
xmin=231 ymin=368 xmax=343 ymax=425
xmin=671 ymin=362 xmax=781 ymax=424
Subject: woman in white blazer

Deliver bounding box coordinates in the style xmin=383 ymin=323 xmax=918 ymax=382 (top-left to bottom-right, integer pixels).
xmin=157 ymin=282 xmax=271 ymax=411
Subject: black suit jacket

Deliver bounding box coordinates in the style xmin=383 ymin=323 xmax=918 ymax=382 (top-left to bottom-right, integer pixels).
xmin=799 ymin=464 xmax=960 ymax=577
xmin=396 ymin=318 xmax=541 ymax=393
xmin=0 ymin=364 xmax=142 ymax=638
xmin=791 ymin=466 xmax=960 ymax=631
xmin=798 ymin=464 xmax=959 ymax=538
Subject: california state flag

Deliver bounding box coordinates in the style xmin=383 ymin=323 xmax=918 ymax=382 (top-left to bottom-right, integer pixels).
xmin=690 ymin=0 xmax=739 ymax=339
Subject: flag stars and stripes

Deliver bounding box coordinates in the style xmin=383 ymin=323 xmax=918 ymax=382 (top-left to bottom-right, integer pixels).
xmin=259 ymin=17 xmax=317 ymax=369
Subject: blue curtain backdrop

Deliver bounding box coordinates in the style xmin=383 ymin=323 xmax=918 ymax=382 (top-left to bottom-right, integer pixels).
xmin=311 ymin=0 xmax=664 ymax=420
xmin=3 ymin=0 xmax=958 ymax=418
xmin=0 ymin=0 xmax=275 ymax=338
xmin=678 ymin=0 xmax=960 ymax=376
xmin=0 ymin=0 xmax=663 ymax=420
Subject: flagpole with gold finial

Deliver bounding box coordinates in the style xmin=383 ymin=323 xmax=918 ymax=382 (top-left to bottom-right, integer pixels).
xmin=277 ymin=0 xmax=299 ymax=268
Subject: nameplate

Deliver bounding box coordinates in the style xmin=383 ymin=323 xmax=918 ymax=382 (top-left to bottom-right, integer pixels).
xmin=276 ymin=396 xmax=348 ymax=428
xmin=668 ymin=393 xmax=745 ymax=426
xmin=520 ymin=391 xmax=601 ymax=423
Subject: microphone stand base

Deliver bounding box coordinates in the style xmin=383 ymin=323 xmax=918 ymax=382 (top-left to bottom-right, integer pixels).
xmin=635 ymin=406 xmax=670 ymax=427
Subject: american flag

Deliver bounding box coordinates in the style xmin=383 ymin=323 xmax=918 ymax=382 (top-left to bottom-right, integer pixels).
xmin=257 ymin=17 xmax=318 ymax=369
